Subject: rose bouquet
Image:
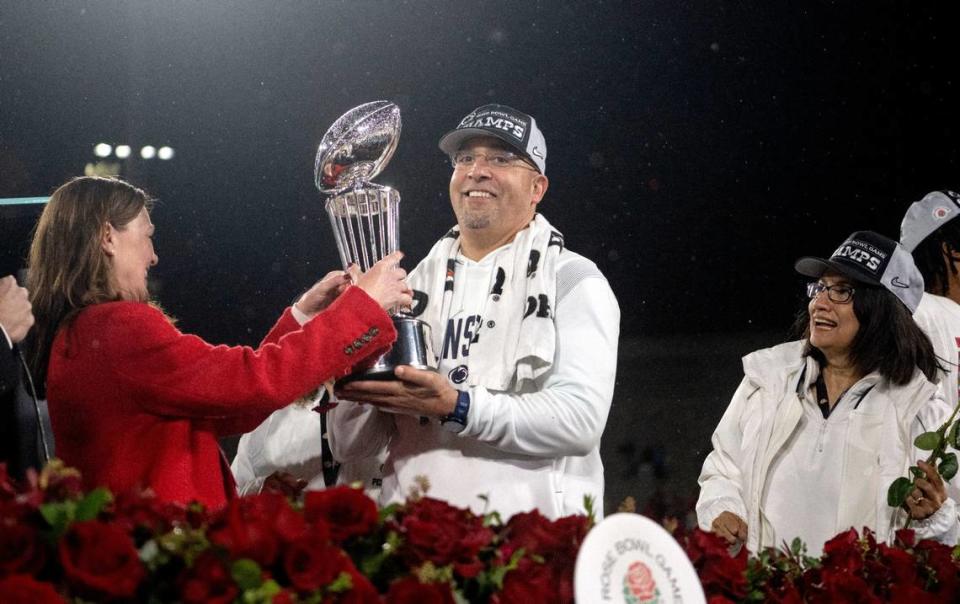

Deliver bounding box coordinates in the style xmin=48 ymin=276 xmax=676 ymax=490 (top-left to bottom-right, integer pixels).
xmin=683 ymin=526 xmax=960 ymax=603
xmin=0 ymin=462 xmax=590 ymax=603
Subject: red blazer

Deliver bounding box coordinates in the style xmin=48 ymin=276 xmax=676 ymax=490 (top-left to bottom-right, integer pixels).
xmin=46 ymin=286 xmax=395 ymax=509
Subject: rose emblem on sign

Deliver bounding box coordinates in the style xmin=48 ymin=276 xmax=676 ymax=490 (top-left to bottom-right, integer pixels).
xmin=623 ymin=560 xmax=660 ymax=604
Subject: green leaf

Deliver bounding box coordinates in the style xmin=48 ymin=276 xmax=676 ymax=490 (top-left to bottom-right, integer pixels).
xmin=378 ymin=502 xmax=401 ymax=522
xmin=487 ymin=547 xmax=525 ymax=590
xmin=909 ymin=465 xmax=925 ymax=479
xmin=39 ymin=501 xmax=76 ymax=540
xmin=914 ymin=431 xmax=942 ymax=451
xmin=327 ymin=571 xmax=353 ymax=594
xmin=887 ymin=476 xmax=913 ymax=507
xmin=949 ymin=420 xmax=960 ymax=449
xmin=940 ymin=452 xmax=959 ymax=481
xmin=483 ymin=510 xmax=503 ymax=527
xmin=790 ymin=537 xmax=803 ymax=556
xmin=75 ymin=487 xmax=112 ymax=521
xmin=259 ymin=580 xmax=281 ymax=597
xmin=584 ymin=494 xmax=597 ymax=525
xmin=231 ymin=558 xmax=263 ymax=591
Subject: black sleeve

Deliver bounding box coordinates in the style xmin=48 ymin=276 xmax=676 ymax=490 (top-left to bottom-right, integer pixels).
xmin=1 ymin=340 xmax=21 ymax=473
xmin=0 ymin=340 xmax=18 ymax=397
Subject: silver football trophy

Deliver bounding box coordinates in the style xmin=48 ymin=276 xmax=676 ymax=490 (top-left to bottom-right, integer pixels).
xmin=315 ymin=101 xmax=432 ymax=380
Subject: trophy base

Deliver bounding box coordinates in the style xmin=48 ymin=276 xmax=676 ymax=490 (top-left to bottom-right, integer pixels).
xmin=341 ymin=315 xmax=433 ymax=382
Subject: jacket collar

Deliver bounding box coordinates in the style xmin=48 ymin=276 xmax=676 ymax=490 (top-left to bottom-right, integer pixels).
xmin=742 ymin=339 xmax=937 ymax=416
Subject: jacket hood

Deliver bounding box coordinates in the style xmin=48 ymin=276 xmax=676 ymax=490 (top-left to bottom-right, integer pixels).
xmin=741 ymin=339 xmax=938 ymax=417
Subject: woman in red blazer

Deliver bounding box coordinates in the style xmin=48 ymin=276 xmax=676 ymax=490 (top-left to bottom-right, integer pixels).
xmin=26 ymin=176 xmax=410 ymax=509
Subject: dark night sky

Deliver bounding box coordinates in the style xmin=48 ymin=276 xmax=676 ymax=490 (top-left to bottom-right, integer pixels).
xmin=1 ymin=1 xmax=957 ymax=343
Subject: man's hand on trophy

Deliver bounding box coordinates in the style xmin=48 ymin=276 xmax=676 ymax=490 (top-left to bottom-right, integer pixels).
xmin=335 ymin=365 xmax=458 ymax=417
xmin=262 ymin=471 xmax=309 ymax=498
xmin=354 ymin=251 xmax=413 ymax=311
xmin=294 ymin=270 xmax=352 ymax=319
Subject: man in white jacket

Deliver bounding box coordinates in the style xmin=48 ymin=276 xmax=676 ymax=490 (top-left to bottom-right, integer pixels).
xmin=330 ymin=104 xmax=620 ymax=520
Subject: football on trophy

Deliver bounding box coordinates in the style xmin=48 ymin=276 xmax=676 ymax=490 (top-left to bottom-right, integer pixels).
xmin=314 ymin=100 xmax=402 ymax=193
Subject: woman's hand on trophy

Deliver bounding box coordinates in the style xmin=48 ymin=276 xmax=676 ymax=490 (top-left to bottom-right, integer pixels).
xmin=295 ymin=270 xmax=352 ymax=319
xmin=355 ymin=251 xmax=413 ymax=311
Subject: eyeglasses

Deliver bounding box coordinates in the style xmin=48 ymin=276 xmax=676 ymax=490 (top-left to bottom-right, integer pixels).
xmin=806 ymin=281 xmax=855 ymax=304
xmin=451 ymin=150 xmax=537 ymax=171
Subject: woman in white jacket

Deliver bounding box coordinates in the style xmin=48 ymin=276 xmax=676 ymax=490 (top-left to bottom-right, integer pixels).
xmin=697 ymin=231 xmax=960 ymax=555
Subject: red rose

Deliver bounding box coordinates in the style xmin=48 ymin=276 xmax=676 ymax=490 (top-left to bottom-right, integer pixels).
xmin=625 ymin=560 xmax=657 ymax=601
xmin=332 ymin=568 xmax=381 ymax=604
xmin=500 ymin=511 xmax=587 ymax=600
xmin=0 ymin=521 xmax=46 ymax=575
xmin=915 ymin=539 xmax=960 ymax=596
xmin=492 ymin=558 xmax=559 ymax=603
xmin=698 ymin=550 xmax=748 ymax=600
xmin=684 ymin=528 xmax=735 ymax=565
xmin=894 ymin=528 xmax=916 ymax=549
xmin=0 ymin=498 xmax=35 ymax=523
xmin=177 ymin=551 xmax=239 ymax=604
xmin=272 ymin=589 xmax=297 ymax=604
xmin=820 ymin=528 xmax=864 ymax=575
xmin=58 ymin=520 xmax=145 ymax=599
xmin=208 ymin=493 xmax=306 ymax=566
xmin=283 ymin=537 xmax=354 ymax=592
xmin=684 ymin=529 xmax=747 ymax=600
xmin=502 ymin=510 xmax=588 ymax=558
xmin=0 ymin=463 xmax=18 ymax=500
xmin=764 ymin=581 xmax=803 ymax=604
xmin=888 ymin=583 xmax=940 ymax=604
xmin=878 ymin=543 xmax=918 ymax=585
xmin=38 ymin=465 xmax=84 ymax=502
xmin=807 ymin=569 xmax=879 ymax=604
xmin=0 ymin=574 xmax=64 ymax=604
xmin=386 ymin=576 xmax=456 ymax=604
xmin=397 ymin=497 xmax=494 ymax=578
xmin=304 ymin=486 xmax=378 ymax=543
xmin=109 ymin=490 xmax=186 ymax=533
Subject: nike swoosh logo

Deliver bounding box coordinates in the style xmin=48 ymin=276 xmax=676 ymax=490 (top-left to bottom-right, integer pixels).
xmin=531 ymin=146 xmax=545 ymax=159
xmin=891 ymin=276 xmax=910 ymax=288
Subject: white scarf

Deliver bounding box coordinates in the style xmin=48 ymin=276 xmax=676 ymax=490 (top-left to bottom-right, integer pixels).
xmin=408 ymin=214 xmax=564 ymax=391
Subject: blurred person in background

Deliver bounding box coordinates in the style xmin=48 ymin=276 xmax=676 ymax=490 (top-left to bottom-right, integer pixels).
xmin=1 ymin=274 xmax=47 ymax=478
xmin=901 ymin=190 xmax=960 ymax=411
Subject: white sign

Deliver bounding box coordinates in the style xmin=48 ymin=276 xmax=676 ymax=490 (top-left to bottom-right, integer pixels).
xmin=574 ymin=513 xmax=705 ymax=604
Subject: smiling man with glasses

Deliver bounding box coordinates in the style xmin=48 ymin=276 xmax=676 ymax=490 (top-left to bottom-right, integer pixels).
xmin=329 ymin=103 xmax=621 ymax=521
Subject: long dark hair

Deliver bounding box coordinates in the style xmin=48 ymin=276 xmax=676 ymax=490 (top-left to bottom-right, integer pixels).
xmin=793 ymin=284 xmax=941 ymax=385
xmin=912 ymin=217 xmax=960 ymax=296
xmin=26 ymin=176 xmax=152 ymax=386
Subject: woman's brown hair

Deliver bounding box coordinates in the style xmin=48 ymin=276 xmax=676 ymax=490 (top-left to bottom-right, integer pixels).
xmin=26 ymin=176 xmax=152 ymax=386
xmin=793 ymin=283 xmax=941 ymax=385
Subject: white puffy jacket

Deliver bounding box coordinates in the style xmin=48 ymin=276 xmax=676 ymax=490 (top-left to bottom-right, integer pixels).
xmin=697 ymin=340 xmax=960 ymax=553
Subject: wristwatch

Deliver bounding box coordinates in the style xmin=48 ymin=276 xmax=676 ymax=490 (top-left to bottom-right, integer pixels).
xmin=440 ymin=390 xmax=471 ymax=433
